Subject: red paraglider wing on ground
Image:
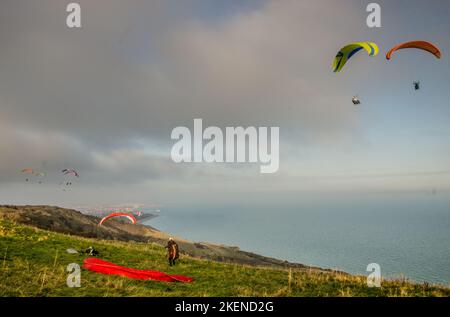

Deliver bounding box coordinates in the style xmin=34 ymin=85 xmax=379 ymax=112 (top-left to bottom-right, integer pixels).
xmin=386 ymin=41 xmax=442 ymax=60
xmin=99 ymin=212 xmax=137 ymax=226
xmin=82 ymin=258 xmax=194 ymax=282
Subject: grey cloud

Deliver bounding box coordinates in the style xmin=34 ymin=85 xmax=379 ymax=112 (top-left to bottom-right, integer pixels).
xmin=0 ymin=1 xmax=363 ymax=144
xmin=0 ymin=0 xmax=386 ymax=201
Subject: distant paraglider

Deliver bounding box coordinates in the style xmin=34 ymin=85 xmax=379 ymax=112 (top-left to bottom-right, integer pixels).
xmin=21 ymin=168 xmax=34 ymax=174
xmin=20 ymin=166 xmax=83 ymax=189
xmin=352 ymin=96 xmax=361 ymax=105
xmin=34 ymin=172 xmax=45 ymax=184
xmin=333 ymin=42 xmax=379 ymax=73
xmin=21 ymin=168 xmax=45 ymax=183
xmin=21 ymin=168 xmax=34 ymax=182
xmin=413 ymin=81 xmax=420 ymax=91
xmin=60 ymin=169 xmax=79 ymax=189
xmin=99 ymin=212 xmax=137 ymax=226
xmin=62 ymin=169 xmax=79 ymax=178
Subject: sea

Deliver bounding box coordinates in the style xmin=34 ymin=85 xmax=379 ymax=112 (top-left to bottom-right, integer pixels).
xmin=144 ymin=195 xmax=450 ymax=285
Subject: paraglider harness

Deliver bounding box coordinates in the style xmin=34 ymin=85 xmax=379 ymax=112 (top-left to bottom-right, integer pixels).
xmin=85 ymin=246 xmax=99 ymax=256
xmin=166 ymin=240 xmax=179 ymax=266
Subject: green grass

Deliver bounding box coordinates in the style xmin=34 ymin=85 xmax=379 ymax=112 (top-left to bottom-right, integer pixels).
xmin=0 ymin=219 xmax=449 ymax=297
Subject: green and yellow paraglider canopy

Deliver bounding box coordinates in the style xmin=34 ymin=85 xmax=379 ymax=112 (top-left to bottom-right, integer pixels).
xmin=333 ymin=42 xmax=379 ymax=73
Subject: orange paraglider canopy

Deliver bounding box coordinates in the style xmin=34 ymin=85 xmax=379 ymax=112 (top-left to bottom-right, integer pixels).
xmin=386 ymin=41 xmax=442 ymax=60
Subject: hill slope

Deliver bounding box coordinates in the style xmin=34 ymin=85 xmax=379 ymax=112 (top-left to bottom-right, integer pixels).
xmin=1 ymin=219 xmax=449 ymax=296
xmin=0 ymin=205 xmax=317 ymax=270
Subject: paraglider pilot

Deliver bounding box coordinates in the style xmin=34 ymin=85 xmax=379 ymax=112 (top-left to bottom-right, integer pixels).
xmin=166 ymin=237 xmax=179 ymax=266
xmin=414 ymin=81 xmax=420 ymax=90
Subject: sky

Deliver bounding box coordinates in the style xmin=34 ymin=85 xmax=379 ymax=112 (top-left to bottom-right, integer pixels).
xmin=1 ymin=0 xmax=450 ymax=208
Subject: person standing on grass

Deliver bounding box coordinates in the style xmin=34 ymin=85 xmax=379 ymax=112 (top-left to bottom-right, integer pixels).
xmin=166 ymin=237 xmax=179 ymax=266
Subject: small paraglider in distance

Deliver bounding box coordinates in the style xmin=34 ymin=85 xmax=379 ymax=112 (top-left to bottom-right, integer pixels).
xmin=22 ymin=168 xmax=34 ymax=174
xmin=62 ymin=169 xmax=79 ymax=177
xmin=99 ymin=212 xmax=137 ymax=226
xmin=413 ymin=81 xmax=420 ymax=90
xmin=352 ymin=96 xmax=361 ymax=105
xmin=34 ymin=172 xmax=45 ymax=184
xmin=21 ymin=168 xmax=34 ymax=182
xmin=61 ymin=169 xmax=78 ymax=190
xmin=21 ymin=168 xmax=45 ymax=183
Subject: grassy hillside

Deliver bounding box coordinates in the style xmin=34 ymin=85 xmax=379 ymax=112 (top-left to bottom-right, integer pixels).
xmin=1 ymin=219 xmax=449 ymax=297
xmin=0 ymin=205 xmax=318 ymax=270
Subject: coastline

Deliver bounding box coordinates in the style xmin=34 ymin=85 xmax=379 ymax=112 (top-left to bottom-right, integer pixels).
xmin=4 ymin=204 xmax=449 ymax=287
xmin=1 ymin=204 xmax=449 ymax=291
xmin=0 ymin=204 xmax=337 ymax=273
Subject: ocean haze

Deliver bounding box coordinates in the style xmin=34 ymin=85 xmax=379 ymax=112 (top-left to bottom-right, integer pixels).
xmin=147 ymin=195 xmax=450 ymax=285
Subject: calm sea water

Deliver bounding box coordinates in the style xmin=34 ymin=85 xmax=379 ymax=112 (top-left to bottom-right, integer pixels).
xmin=144 ymin=195 xmax=450 ymax=285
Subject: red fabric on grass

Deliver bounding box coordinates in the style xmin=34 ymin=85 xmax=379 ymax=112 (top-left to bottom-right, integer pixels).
xmin=83 ymin=258 xmax=194 ymax=282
